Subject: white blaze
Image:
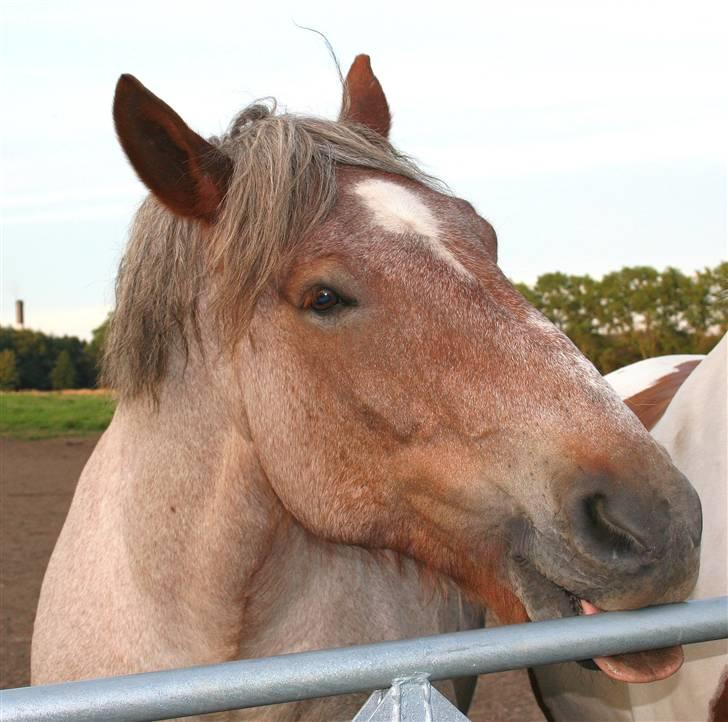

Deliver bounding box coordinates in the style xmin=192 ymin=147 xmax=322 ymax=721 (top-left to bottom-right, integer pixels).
xmin=354 ymin=179 xmax=471 ymax=278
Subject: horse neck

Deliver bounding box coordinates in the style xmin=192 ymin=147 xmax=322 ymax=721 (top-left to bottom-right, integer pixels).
xmin=108 ymin=355 xmax=466 ymax=663
xmin=236 ymin=524 xmax=469 ymax=660
xmin=105 ymin=359 xmax=281 ymax=658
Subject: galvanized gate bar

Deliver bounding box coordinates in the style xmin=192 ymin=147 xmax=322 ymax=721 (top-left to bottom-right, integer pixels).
xmin=2 ymin=597 xmax=726 ymax=722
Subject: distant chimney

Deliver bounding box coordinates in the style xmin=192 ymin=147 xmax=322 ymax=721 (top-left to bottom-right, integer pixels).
xmin=15 ymin=300 xmax=24 ymax=329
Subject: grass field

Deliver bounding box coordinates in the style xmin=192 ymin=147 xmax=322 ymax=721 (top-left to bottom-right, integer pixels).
xmin=0 ymin=391 xmax=116 ymax=439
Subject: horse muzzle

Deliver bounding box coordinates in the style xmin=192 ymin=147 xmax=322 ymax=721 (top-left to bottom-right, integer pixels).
xmin=503 ymin=469 xmax=701 ymax=682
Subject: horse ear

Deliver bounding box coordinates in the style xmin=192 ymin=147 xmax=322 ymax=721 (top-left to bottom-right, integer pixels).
xmin=113 ymin=74 xmax=232 ymax=222
xmin=340 ymin=54 xmax=391 ymax=138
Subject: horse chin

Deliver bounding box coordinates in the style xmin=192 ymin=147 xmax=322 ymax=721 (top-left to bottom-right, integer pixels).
xmin=507 ymin=557 xmax=684 ymax=684
xmin=508 ymin=553 xmax=582 ymax=622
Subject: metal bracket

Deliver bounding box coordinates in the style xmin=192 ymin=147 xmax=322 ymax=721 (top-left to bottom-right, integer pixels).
xmin=352 ymin=675 xmax=471 ymax=722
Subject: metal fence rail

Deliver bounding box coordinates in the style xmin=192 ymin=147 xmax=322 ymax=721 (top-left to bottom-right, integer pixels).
xmin=2 ymin=597 xmax=726 ymax=722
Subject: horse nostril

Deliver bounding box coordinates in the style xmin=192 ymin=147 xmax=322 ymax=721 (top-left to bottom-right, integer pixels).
xmin=581 ymin=493 xmax=651 ymax=556
xmin=564 ymin=473 xmax=698 ymax=579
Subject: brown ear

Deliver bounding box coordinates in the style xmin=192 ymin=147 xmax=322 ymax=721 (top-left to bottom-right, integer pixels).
xmin=339 ymin=55 xmax=391 ymax=138
xmin=113 ymin=74 xmax=232 ymax=222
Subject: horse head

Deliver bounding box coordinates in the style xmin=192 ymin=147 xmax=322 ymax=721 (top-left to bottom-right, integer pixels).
xmin=109 ymin=56 xmax=701 ymax=684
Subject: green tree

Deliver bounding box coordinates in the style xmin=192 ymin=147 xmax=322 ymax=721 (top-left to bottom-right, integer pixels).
xmin=0 ymin=349 xmax=20 ymax=390
xmin=0 ymin=326 xmax=101 ymax=390
xmin=1 ymin=328 xmax=53 ymax=389
xmin=513 ymin=263 xmax=726 ymax=374
xmin=598 ymin=266 xmax=663 ymax=358
xmin=691 ymin=262 xmax=728 ymax=346
xmin=50 ymin=350 xmax=78 ymax=390
xmin=51 ymin=335 xmax=95 ymax=388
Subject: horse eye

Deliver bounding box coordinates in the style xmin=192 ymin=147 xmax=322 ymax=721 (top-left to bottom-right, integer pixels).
xmin=310 ymin=287 xmax=340 ymax=313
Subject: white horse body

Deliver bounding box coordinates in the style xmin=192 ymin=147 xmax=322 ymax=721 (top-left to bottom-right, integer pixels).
xmin=533 ymin=334 xmax=727 ymax=722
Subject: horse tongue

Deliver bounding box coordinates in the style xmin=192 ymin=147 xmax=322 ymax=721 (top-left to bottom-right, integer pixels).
xmin=579 ymin=599 xmax=684 ymax=683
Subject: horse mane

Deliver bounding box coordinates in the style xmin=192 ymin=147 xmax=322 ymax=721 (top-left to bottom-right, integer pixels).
xmin=102 ymin=101 xmax=439 ymax=401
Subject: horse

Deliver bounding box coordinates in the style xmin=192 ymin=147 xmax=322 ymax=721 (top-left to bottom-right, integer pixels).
xmin=31 ymin=55 xmax=702 ymax=722
xmin=532 ymin=334 xmax=727 ymax=722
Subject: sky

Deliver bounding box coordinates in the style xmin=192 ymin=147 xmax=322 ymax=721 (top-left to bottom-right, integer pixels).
xmin=1 ymin=0 xmax=726 ymax=339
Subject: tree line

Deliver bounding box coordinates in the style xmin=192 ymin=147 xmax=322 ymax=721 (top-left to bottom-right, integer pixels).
xmin=514 ymin=263 xmax=725 ymax=373
xmin=0 ymin=263 xmax=724 ymax=390
xmin=0 ymin=319 xmax=108 ymax=391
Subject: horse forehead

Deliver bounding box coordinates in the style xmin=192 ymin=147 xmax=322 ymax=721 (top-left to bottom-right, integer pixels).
xmin=354 ymin=177 xmax=439 ymax=238
xmin=353 ymin=177 xmax=472 ymax=278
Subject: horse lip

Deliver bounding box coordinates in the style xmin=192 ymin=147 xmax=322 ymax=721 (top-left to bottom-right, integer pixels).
xmin=506 ymin=517 xmax=587 ymax=621
xmin=509 ymin=558 xmax=612 ymax=671
xmin=508 ymin=553 xmax=584 ymax=622
xmin=511 ymin=551 xmax=628 ymax=622
xmin=507 ymin=517 xmax=620 ymax=621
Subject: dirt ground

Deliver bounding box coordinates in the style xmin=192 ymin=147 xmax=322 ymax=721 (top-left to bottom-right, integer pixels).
xmin=0 ymin=435 xmax=546 ymax=721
